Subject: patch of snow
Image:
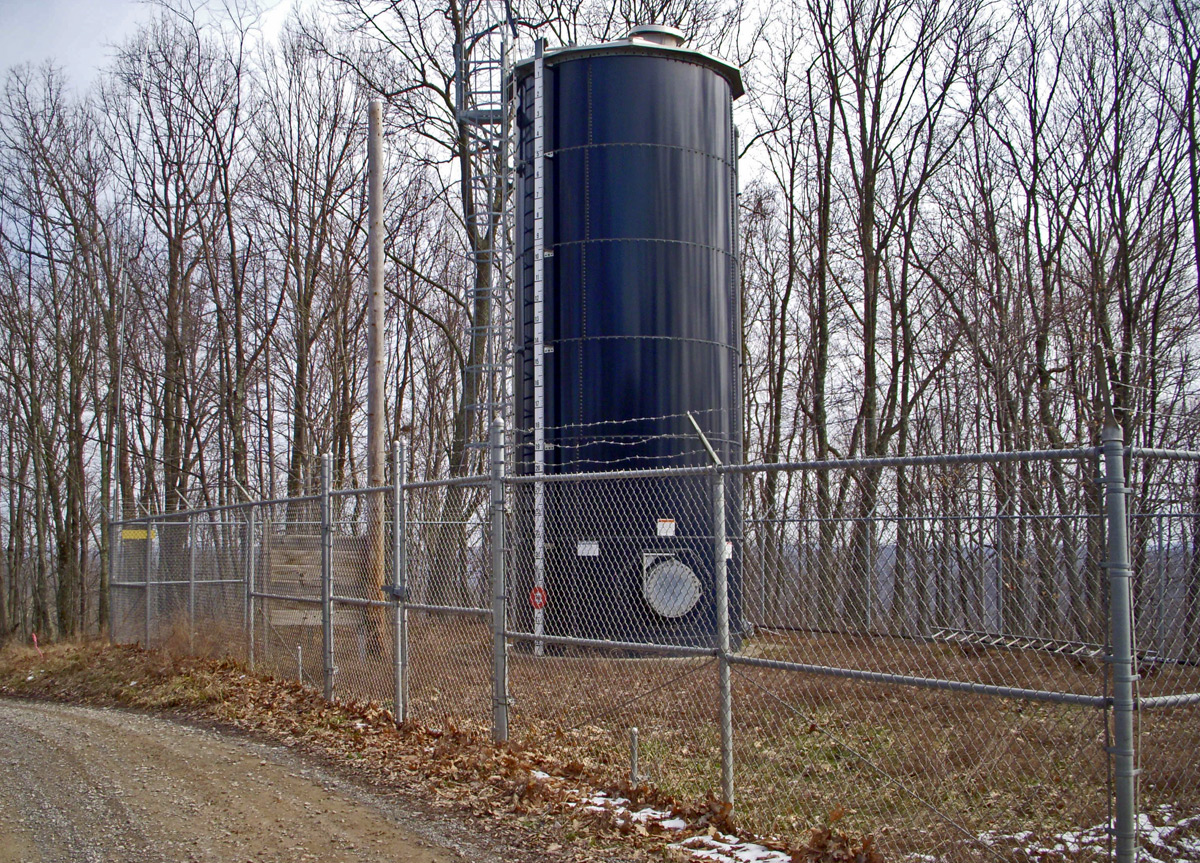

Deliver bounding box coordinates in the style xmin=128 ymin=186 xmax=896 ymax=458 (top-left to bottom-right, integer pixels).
xmin=671 ymin=834 xmax=792 ymax=863
xmin=938 ymin=804 xmax=1200 ymax=863
xmin=629 ymin=806 xmax=674 ymax=823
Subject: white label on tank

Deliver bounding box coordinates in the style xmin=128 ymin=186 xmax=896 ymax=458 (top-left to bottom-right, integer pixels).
xmin=656 ymin=518 xmax=676 ymax=537
xmin=577 ymin=540 xmax=600 ymax=557
xmin=726 ymin=541 xmax=734 ymax=561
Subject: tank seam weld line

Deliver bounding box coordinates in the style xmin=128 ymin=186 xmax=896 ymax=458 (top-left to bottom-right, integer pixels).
xmin=551 ymin=237 xmax=737 ymax=255
xmin=546 ymin=141 xmax=734 ymax=167
xmin=550 ymin=335 xmax=739 ymax=350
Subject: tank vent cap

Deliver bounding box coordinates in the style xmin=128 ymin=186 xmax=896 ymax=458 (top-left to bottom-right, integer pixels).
xmin=626 ymin=24 xmax=686 ymax=48
xmin=642 ymin=557 xmax=701 ymax=618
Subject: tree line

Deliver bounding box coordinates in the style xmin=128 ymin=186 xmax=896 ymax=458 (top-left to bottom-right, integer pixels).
xmin=0 ymin=0 xmax=1198 ymax=641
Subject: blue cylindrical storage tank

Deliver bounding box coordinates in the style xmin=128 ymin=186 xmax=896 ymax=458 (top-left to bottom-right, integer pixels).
xmin=513 ymin=26 xmax=743 ymax=649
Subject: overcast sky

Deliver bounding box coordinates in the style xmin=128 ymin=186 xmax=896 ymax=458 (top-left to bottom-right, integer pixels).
xmin=0 ymin=0 xmax=152 ymax=89
xmin=0 ymin=0 xmax=298 ymax=91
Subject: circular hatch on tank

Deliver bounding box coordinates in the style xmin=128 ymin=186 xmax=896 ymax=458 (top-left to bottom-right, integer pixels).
xmin=642 ymin=557 xmax=702 ymax=618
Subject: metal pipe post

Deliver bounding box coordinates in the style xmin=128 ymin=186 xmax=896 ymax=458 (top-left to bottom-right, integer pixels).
xmin=188 ymin=515 xmax=196 ymax=652
xmin=144 ymin=516 xmax=153 ymax=647
xmin=111 ymin=518 xmax=121 ymax=643
xmin=630 ymin=726 xmax=639 ymax=789
xmin=393 ymin=442 xmax=409 ymax=725
xmin=246 ymin=506 xmax=256 ymax=670
xmin=713 ymin=468 xmax=734 ymax=806
xmin=490 ymin=420 xmax=509 ymax=742
xmin=321 ymin=455 xmax=334 ymax=700
xmin=1103 ymin=425 xmax=1138 ymax=863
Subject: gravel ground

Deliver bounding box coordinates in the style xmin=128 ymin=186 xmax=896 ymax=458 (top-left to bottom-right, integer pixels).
xmin=0 ymin=699 xmax=499 ymax=863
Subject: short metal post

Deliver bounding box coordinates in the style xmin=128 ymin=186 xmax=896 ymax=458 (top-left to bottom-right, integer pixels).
xmin=144 ymin=516 xmax=153 ymax=647
xmin=321 ymin=454 xmax=334 ymax=700
xmin=393 ymin=442 xmax=409 ymax=725
xmin=490 ymin=420 xmax=509 ymax=742
xmin=1103 ymin=425 xmax=1137 ymax=863
xmin=246 ymin=506 xmax=256 ymax=670
xmin=713 ymin=468 xmax=734 ymax=806
xmin=188 ymin=514 xmax=196 ymax=652
xmin=630 ymin=726 xmax=640 ymax=789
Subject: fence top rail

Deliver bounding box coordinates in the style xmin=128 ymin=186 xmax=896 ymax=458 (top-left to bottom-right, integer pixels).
xmin=329 ymin=484 xmax=390 ymax=499
xmin=1128 ymin=446 xmax=1200 ymax=462
xmin=403 ymin=474 xmax=490 ymax=492
xmin=110 ymin=474 xmax=492 ymax=526
xmin=111 ymin=493 xmax=322 ymax=526
xmin=121 ymin=446 xmax=1200 ymax=522
xmin=505 ymin=446 xmax=1103 ymax=486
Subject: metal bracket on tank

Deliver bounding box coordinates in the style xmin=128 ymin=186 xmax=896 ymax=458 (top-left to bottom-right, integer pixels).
xmin=532 ymin=39 xmax=547 ymax=658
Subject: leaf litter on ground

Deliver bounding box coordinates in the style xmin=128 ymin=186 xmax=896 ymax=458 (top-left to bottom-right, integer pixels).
xmin=0 ymin=640 xmax=884 ymax=863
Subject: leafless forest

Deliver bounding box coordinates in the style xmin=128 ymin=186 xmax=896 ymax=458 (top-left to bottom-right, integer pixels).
xmin=1 ymin=0 xmax=1199 ymax=642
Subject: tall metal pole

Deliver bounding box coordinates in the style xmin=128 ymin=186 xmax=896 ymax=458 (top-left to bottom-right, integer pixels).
xmin=490 ymin=419 xmax=509 ymax=742
xmin=1103 ymin=425 xmax=1137 ymax=863
xmin=321 ymin=454 xmax=334 ymax=700
xmin=531 ymin=39 xmax=547 ymax=657
xmin=392 ymin=442 xmax=408 ymax=726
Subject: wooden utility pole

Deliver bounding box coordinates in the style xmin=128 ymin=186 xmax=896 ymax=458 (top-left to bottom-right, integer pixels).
xmin=364 ymin=99 xmax=387 ymax=650
xmin=368 ymin=100 xmax=386 ymax=491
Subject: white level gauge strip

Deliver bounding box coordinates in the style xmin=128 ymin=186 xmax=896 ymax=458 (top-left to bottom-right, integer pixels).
xmin=532 ymin=49 xmax=546 ymax=657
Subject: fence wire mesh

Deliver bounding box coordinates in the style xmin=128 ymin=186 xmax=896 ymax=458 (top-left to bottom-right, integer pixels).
xmin=403 ymin=480 xmax=492 ymax=728
xmin=109 ymin=442 xmax=1200 ymax=862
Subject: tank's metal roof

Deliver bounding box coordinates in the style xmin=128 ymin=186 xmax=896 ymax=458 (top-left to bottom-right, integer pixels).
xmin=513 ymin=31 xmax=744 ymax=100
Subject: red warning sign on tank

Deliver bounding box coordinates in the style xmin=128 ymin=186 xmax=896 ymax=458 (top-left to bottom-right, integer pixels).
xmin=530 ymin=586 xmax=548 ymax=609
xmin=656 ymin=518 xmax=676 ymax=537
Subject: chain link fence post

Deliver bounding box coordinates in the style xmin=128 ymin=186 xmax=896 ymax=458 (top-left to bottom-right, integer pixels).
xmin=393 ymin=441 xmax=408 ymax=726
xmin=321 ymin=454 xmax=334 ymax=700
xmin=1103 ymin=425 xmax=1138 ymax=863
xmin=246 ymin=505 xmax=256 ymax=670
xmin=188 ymin=513 xmax=196 ymax=652
xmin=110 ymin=515 xmax=120 ymax=642
xmin=144 ymin=515 xmax=153 ymax=648
xmin=714 ymin=466 xmax=733 ymax=806
xmin=491 ymin=419 xmax=510 ymax=742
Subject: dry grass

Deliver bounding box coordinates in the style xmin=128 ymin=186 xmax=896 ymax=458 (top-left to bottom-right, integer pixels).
xmin=92 ymin=606 xmax=1200 ymax=861
xmin=416 ymin=623 xmax=1199 ymax=861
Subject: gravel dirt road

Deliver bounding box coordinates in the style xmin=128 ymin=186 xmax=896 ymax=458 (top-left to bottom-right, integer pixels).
xmin=0 ymin=699 xmax=482 ymax=863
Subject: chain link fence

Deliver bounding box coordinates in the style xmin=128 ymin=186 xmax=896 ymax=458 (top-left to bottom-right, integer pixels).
xmin=110 ymin=427 xmax=1200 ymax=862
